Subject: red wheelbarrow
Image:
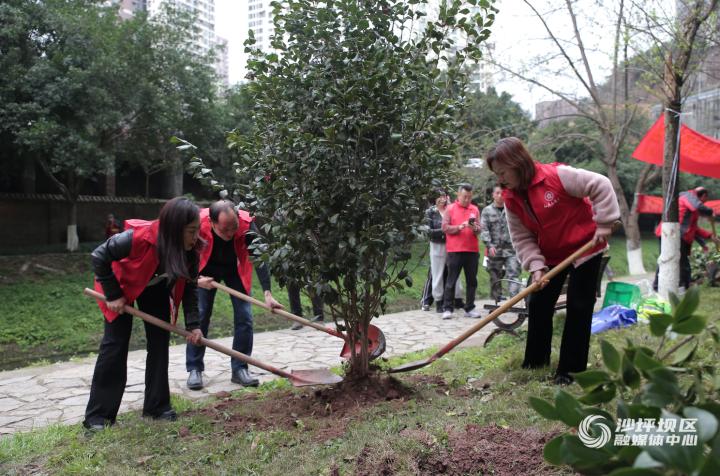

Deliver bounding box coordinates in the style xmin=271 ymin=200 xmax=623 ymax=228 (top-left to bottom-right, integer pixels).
xmin=83 ymin=288 xmax=343 ymax=387
xmin=210 ymin=281 xmax=386 ymax=360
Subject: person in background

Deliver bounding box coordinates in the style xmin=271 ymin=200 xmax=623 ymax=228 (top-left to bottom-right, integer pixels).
xmin=288 ymin=282 xmax=324 ymax=330
xmin=105 ymin=213 xmax=122 ymax=238
xmin=486 ymin=137 xmax=620 ymax=385
xmin=480 ymin=185 xmax=520 ymax=302
xmin=441 ymin=183 xmax=482 ymax=319
xmin=84 ymin=197 xmax=204 ymax=432
xmin=653 ymin=186 xmax=720 ymax=291
xmin=186 ymin=200 xmax=282 ymax=391
xmin=421 ymin=188 xmax=464 ymax=313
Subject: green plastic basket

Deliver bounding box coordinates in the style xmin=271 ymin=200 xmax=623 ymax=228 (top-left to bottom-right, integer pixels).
xmin=602 ymin=282 xmax=642 ymax=309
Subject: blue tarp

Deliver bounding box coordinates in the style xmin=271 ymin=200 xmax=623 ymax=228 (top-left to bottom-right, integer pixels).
xmin=591 ymin=305 xmax=638 ymax=334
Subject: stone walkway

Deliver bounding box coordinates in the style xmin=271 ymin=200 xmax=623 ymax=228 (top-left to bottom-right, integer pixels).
xmin=0 ymin=303 xmax=500 ymax=436
xmin=0 ymin=272 xmax=655 ymax=437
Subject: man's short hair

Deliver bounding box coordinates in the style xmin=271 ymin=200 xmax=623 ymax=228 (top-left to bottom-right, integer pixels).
xmin=458 ymin=183 xmax=473 ymax=193
xmin=209 ymin=200 xmax=236 ymax=222
xmin=695 ymin=186 xmax=709 ymax=198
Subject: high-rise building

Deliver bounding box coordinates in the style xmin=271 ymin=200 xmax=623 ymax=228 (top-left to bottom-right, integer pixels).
xmin=247 ymin=0 xmax=274 ymax=55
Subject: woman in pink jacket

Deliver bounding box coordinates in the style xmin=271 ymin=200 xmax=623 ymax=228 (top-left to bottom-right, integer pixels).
xmin=486 ymin=137 xmax=620 ymax=385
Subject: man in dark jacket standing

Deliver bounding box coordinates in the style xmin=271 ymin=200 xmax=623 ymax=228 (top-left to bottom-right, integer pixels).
xmin=186 ymin=200 xmax=283 ymax=390
xmin=421 ymin=189 xmax=463 ymax=313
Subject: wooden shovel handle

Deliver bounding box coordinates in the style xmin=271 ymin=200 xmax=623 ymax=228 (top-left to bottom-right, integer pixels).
xmin=210 ymin=281 xmax=346 ymax=340
xmin=431 ymin=239 xmax=599 ymax=361
xmin=83 ymin=288 xmax=299 ymax=381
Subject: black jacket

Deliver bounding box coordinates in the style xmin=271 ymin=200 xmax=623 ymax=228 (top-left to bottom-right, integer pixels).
xmin=425 ymin=206 xmax=446 ymax=243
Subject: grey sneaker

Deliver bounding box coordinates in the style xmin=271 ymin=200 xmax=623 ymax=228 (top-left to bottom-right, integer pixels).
xmin=442 ymin=310 xmax=453 ymax=320
xmin=421 ymin=304 xmax=431 ymax=311
xmin=187 ymin=370 xmax=203 ymax=390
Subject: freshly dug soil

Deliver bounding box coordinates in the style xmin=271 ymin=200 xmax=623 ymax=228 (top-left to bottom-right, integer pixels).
xmin=186 ymin=374 xmax=415 ymax=441
xmin=355 ymin=424 xmax=561 ymax=476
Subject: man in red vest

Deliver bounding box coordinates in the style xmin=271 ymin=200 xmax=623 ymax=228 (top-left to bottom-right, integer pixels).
xmin=653 ymin=187 xmax=720 ymax=290
xmin=441 ymin=183 xmax=482 ymax=319
xmin=186 ymin=200 xmax=282 ymax=390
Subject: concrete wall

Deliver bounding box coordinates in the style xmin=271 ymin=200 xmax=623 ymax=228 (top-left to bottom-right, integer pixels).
xmin=0 ymin=195 xmax=166 ymax=252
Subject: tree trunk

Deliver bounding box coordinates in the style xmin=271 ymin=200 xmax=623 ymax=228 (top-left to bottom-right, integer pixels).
xmin=105 ymin=158 xmax=116 ymax=197
xmin=347 ymin=317 xmax=371 ymax=379
xmin=22 ymin=158 xmax=36 ymax=194
xmin=659 ymin=68 xmax=682 ymax=297
xmin=145 ymin=172 xmax=151 ymax=199
xmin=66 ymin=200 xmax=79 ymax=252
xmin=164 ymin=156 xmax=184 ymax=198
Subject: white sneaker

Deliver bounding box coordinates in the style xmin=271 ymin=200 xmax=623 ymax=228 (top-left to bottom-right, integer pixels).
xmin=442 ymin=310 xmax=453 ymax=320
xmin=464 ymin=309 xmax=482 ymax=318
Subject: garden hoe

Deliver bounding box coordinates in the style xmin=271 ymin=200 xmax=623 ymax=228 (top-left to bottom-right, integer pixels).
xmin=210 ymin=281 xmax=387 ymax=361
xmin=83 ymin=288 xmax=342 ymax=387
xmin=389 ymin=239 xmax=598 ymax=373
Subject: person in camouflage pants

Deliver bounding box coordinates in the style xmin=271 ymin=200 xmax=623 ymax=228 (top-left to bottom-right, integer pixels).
xmin=480 ymin=185 xmax=520 ymax=302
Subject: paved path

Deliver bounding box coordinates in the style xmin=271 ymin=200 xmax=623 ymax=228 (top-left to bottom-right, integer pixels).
xmin=0 ymin=303 xmax=500 ymax=436
xmin=0 ymin=272 xmax=655 ymax=437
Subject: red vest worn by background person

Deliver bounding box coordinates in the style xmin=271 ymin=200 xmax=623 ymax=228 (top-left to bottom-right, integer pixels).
xmin=503 ymin=162 xmax=605 ymax=266
xmin=445 ymin=201 xmax=481 ymax=253
xmin=93 ymin=219 xmax=187 ymax=324
xmin=654 ymin=192 xmax=713 ymax=245
xmin=198 ymin=208 xmax=254 ymax=295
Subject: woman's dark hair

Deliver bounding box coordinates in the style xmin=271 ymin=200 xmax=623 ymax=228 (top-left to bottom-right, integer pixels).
xmin=157 ymin=197 xmax=200 ymax=282
xmin=485 ymin=137 xmax=536 ymax=191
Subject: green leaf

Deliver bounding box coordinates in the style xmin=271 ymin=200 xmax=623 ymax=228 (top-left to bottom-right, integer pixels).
xmin=621 ymin=354 xmax=641 ymax=389
xmin=673 ymin=286 xmax=700 ymax=320
xmin=543 ymin=435 xmax=566 ymax=465
xmin=669 ymin=338 xmax=697 ymax=365
xmin=529 ymin=397 xmax=558 ymax=420
xmin=649 ymin=313 xmax=673 ymax=337
xmin=574 ymin=370 xmax=612 ymax=392
xmin=671 ymin=314 xmax=707 ymax=335
xmin=600 ymin=339 xmax=621 ymax=373
xmin=683 ymin=407 xmax=719 ymax=443
xmin=554 ymin=390 xmax=583 ymax=427
xmin=608 ymin=469 xmax=663 ymax=476
xmin=634 ymin=351 xmax=662 ymax=373
xmin=579 ymin=383 xmax=617 ymax=405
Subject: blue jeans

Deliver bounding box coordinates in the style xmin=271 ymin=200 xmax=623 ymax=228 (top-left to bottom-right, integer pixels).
xmin=185 ymin=271 xmax=253 ymax=373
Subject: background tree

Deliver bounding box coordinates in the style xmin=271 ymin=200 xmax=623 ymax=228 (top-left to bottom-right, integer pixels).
xmin=224 ymin=0 xmax=496 ymax=378
xmin=625 ymin=0 xmax=720 ymax=296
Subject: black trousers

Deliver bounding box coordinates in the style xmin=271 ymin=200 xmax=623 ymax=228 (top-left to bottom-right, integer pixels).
xmin=84 ymin=282 xmax=172 ymax=426
xmin=287 ymin=281 xmax=324 ymax=318
xmin=443 ymin=252 xmax=478 ymax=312
xmin=653 ymin=239 xmax=692 ymax=291
xmin=522 ymin=254 xmax=602 ymax=376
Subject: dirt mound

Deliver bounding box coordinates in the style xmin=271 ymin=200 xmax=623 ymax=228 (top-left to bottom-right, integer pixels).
xmin=353 ymin=424 xmax=559 ymax=475
xmin=187 ymin=375 xmax=415 ymax=441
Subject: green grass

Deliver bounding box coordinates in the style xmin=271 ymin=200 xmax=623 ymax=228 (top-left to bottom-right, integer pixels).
xmin=4 ymin=285 xmax=717 ymax=475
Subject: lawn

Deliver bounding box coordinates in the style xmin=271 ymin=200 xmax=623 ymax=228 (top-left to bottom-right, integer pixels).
xmin=0 ymin=234 xmax=657 ymax=370
xmin=2 ymin=284 xmax=717 ymax=475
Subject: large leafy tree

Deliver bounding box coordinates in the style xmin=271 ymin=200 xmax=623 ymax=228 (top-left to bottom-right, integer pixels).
xmin=226 ymin=0 xmax=496 ymax=377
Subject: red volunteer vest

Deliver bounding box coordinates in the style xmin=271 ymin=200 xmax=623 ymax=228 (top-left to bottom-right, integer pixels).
xmin=445 ymin=201 xmax=481 ymax=253
xmin=93 ymin=219 xmax=187 ymax=324
xmin=654 ymin=192 xmax=712 ymax=244
xmin=197 ymin=208 xmax=254 ymax=295
xmin=503 ymin=162 xmax=604 ymax=266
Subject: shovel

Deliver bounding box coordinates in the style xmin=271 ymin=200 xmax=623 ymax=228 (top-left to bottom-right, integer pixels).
xmin=83 ymin=288 xmax=342 ymax=387
xmin=210 ymin=281 xmax=386 ymax=360
xmin=389 ymin=240 xmax=598 ymax=373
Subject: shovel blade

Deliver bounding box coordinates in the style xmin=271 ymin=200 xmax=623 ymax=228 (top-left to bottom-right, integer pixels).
xmin=339 ymin=324 xmax=387 ymax=360
xmin=290 ymin=368 xmax=343 ymax=387
xmin=388 ymin=358 xmax=432 ymax=373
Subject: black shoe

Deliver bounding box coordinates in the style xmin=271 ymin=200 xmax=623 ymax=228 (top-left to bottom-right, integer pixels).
xmin=421 ymin=304 xmax=431 ymax=311
xmin=291 ymin=321 xmax=304 ymax=330
xmin=187 ymin=369 xmax=203 ymax=390
xmin=435 ymin=302 xmax=444 ymax=313
xmin=142 ymin=409 xmax=177 ymax=421
xmin=231 ymin=368 xmax=259 ymax=387
xmin=553 ymin=373 xmax=574 ymax=386
xmin=310 ymin=315 xmax=324 ymax=323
